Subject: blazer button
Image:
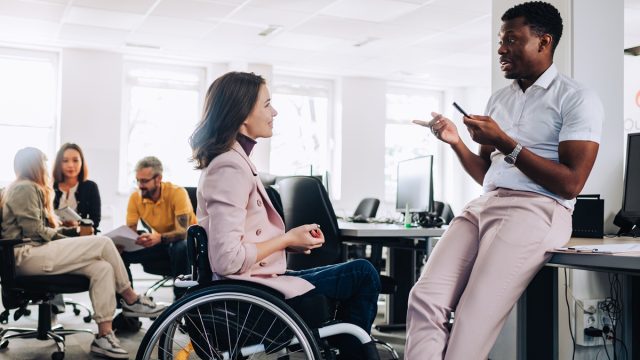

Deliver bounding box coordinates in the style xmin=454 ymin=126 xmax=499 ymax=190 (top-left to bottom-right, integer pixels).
xmin=259 ymin=261 xmax=267 ymax=267
xmin=257 ymin=199 xmax=263 ymax=207
xmin=256 ymin=228 xmax=262 ymax=236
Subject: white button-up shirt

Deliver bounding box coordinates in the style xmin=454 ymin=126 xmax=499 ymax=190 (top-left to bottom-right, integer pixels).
xmin=482 ymin=64 xmax=603 ymax=210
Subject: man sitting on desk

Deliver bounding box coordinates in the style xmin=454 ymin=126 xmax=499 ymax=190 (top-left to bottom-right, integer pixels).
xmin=124 ymin=156 xmax=195 ymax=299
xmin=406 ymin=2 xmax=603 ymax=359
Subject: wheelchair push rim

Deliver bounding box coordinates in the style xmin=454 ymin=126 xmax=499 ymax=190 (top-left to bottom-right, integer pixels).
xmin=136 ymin=285 xmax=321 ymax=360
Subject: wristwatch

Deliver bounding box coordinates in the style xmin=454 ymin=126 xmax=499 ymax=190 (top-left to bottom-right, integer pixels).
xmin=504 ymin=143 xmax=523 ymax=164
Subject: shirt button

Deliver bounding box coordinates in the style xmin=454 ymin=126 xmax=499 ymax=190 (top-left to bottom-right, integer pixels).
xmin=257 ymin=199 xmax=263 ymax=207
xmin=259 ymin=261 xmax=267 ymax=267
xmin=256 ymin=228 xmax=262 ymax=236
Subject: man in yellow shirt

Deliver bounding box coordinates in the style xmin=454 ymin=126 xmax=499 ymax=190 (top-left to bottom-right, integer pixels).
xmin=123 ymin=156 xmax=196 ymax=300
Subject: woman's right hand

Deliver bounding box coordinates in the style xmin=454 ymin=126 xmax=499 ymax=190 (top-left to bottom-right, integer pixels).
xmin=413 ymin=112 xmax=460 ymax=145
xmin=284 ymin=224 xmax=324 ymax=254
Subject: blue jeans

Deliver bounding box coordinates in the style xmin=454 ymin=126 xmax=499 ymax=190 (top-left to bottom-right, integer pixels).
xmin=120 ymin=240 xmax=189 ymax=298
xmin=286 ymin=259 xmax=381 ymax=333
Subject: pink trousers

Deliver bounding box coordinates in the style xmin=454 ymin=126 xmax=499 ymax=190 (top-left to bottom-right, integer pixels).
xmin=405 ymin=189 xmax=572 ymax=360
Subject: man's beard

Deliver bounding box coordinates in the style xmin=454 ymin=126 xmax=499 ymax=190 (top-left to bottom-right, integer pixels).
xmin=141 ymin=188 xmax=154 ymax=199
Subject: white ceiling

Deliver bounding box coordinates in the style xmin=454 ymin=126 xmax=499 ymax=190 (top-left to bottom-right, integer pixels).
xmin=0 ymin=0 xmax=638 ymax=88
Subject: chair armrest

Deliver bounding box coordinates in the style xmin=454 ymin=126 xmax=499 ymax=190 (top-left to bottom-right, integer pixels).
xmin=0 ymin=238 xmax=26 ymax=248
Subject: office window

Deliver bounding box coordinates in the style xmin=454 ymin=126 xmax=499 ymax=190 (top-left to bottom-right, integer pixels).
xmin=0 ymin=48 xmax=59 ymax=186
xmin=270 ymin=76 xmax=334 ymax=179
xmin=120 ymin=62 xmax=206 ymax=192
xmin=385 ymin=87 xmax=443 ymax=203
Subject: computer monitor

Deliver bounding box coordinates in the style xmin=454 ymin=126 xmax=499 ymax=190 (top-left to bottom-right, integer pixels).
xmin=396 ymin=155 xmax=434 ymax=214
xmin=615 ymin=132 xmax=640 ymax=234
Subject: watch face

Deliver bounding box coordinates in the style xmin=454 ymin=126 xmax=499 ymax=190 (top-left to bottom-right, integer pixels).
xmin=504 ymin=155 xmax=515 ymax=164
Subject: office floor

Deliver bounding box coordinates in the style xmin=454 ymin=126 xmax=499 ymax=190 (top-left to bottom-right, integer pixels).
xmin=0 ymin=264 xmax=406 ymax=359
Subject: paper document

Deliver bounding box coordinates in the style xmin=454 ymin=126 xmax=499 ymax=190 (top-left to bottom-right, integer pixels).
xmin=555 ymin=243 xmax=640 ymax=254
xmin=104 ymin=225 xmax=144 ymax=252
xmin=55 ymin=206 xmax=82 ymax=222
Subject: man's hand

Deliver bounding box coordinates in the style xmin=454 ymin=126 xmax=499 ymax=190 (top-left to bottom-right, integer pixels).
xmin=136 ymin=232 xmax=162 ymax=248
xmin=413 ymin=112 xmax=461 ymax=146
xmin=462 ymin=115 xmax=514 ymax=151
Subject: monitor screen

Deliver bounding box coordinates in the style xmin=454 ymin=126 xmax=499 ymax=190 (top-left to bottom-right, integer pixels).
xmin=622 ymin=133 xmax=640 ymax=215
xmin=396 ymin=156 xmax=434 ymax=213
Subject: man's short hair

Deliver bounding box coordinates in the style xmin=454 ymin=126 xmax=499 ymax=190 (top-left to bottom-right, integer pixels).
xmin=501 ymin=1 xmax=563 ymax=52
xmin=135 ymin=156 xmax=163 ymax=176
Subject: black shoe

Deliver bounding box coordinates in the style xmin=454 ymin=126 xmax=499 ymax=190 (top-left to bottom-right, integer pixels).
xmin=112 ymin=312 xmax=142 ymax=333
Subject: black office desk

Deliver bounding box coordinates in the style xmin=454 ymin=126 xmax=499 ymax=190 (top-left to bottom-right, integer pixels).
xmin=520 ymin=237 xmax=640 ymax=360
xmin=338 ymin=222 xmax=446 ymax=328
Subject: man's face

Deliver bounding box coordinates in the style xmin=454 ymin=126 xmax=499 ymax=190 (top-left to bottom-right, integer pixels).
xmin=497 ymin=17 xmax=545 ymax=80
xmin=136 ymin=167 xmax=160 ymax=199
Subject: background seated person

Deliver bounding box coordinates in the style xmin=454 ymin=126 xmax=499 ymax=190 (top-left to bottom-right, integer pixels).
xmin=1 ymin=147 xmax=165 ymax=359
xmin=124 ymin=156 xmax=195 ymax=299
xmin=53 ymin=142 xmax=101 ymax=234
xmin=190 ymin=71 xmax=381 ymax=360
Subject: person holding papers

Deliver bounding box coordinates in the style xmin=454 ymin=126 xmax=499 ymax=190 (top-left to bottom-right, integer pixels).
xmin=405 ymin=2 xmax=603 ymax=359
xmin=189 ymin=72 xmax=381 ymax=360
xmin=52 ymin=143 xmax=101 ymax=233
xmin=123 ymin=156 xmax=196 ymax=300
xmin=1 ymin=147 xmax=166 ymax=359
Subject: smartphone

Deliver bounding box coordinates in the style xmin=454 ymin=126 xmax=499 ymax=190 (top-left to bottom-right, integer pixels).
xmin=452 ymin=102 xmax=470 ymax=118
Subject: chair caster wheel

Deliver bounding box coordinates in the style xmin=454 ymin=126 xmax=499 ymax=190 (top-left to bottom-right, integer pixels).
xmin=51 ymin=351 xmax=64 ymax=360
xmin=0 ymin=340 xmax=9 ymax=349
xmin=83 ymin=315 xmax=92 ymax=323
xmin=73 ymin=309 xmax=80 ymax=316
xmin=24 ymin=309 xmax=31 ymax=316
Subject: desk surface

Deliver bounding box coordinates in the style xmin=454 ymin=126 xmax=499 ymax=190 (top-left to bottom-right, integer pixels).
xmin=548 ymin=236 xmax=640 ymax=274
xmin=338 ymin=221 xmax=446 ymax=237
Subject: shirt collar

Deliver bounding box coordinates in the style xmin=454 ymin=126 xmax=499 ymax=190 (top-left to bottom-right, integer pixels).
xmin=510 ymin=63 xmax=558 ymax=91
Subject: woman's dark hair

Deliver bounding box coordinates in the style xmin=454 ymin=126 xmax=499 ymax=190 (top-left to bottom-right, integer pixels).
xmin=502 ymin=1 xmax=563 ymax=52
xmin=52 ymin=142 xmax=88 ymax=184
xmin=190 ymin=72 xmax=265 ymax=169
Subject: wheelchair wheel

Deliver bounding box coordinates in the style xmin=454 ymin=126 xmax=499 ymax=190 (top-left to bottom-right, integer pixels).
xmin=137 ymin=284 xmax=322 ymax=360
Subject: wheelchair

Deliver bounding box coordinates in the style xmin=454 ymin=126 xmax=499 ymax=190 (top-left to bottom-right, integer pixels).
xmin=136 ymin=225 xmax=397 ymax=360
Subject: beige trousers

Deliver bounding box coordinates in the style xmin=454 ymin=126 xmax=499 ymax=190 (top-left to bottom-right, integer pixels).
xmin=14 ymin=235 xmax=131 ymax=323
xmin=405 ymin=189 xmax=572 ymax=360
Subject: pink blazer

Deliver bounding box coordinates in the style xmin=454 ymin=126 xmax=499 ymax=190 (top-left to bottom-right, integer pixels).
xmin=196 ymin=142 xmax=314 ymax=299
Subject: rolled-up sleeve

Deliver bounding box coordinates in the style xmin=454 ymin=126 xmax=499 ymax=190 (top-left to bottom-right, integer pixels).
xmin=203 ymin=159 xmax=257 ymax=275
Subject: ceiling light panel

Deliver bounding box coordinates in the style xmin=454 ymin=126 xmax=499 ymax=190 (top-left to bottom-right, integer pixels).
xmin=58 ymin=23 xmax=129 ymax=47
xmin=388 ymin=5 xmax=485 ymax=32
xmin=250 ymin=0 xmax=338 ymax=13
xmin=73 ymin=0 xmax=158 ymax=14
xmin=203 ymin=22 xmax=270 ymax=45
xmin=151 ymin=0 xmax=237 ymax=22
xmin=228 ymin=5 xmax=307 ymax=27
xmin=268 ymin=32 xmax=349 ymax=51
xmin=321 ymin=0 xmax=420 ymax=22
xmin=65 ymin=6 xmax=144 ymax=30
xmin=137 ymin=16 xmax=215 ymax=38
xmin=1 ymin=0 xmax=65 ymax=22
xmin=0 ymin=15 xmax=59 ymax=43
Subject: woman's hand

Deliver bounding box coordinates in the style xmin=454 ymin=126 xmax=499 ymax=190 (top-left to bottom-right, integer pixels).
xmin=284 ymin=224 xmax=324 ymax=254
xmin=62 ymin=220 xmax=79 ymax=227
xmin=413 ymin=112 xmax=460 ymax=145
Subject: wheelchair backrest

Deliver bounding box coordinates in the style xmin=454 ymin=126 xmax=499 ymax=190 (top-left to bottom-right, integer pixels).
xmin=187 ymin=225 xmax=213 ymax=285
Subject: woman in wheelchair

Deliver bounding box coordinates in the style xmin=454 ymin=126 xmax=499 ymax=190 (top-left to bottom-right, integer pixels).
xmin=184 ymin=71 xmax=382 ymax=359
xmin=1 ymin=147 xmax=166 ymax=359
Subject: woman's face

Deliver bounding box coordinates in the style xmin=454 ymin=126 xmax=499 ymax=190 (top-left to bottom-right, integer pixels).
xmin=61 ymin=149 xmax=82 ymax=181
xmin=241 ymin=84 xmax=278 ymax=139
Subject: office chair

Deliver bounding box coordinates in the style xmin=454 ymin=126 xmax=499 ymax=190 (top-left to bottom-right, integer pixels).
xmin=433 ymin=201 xmax=455 ymax=225
xmin=0 ymin=237 xmax=94 ymax=360
xmin=276 ymin=176 xmax=343 ymax=270
xmin=354 ymin=198 xmax=380 ymax=219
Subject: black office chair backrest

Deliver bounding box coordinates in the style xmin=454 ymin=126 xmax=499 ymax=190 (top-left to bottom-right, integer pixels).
xmin=433 ymin=201 xmax=455 ymax=224
xmin=354 ymin=198 xmax=380 ymax=218
xmin=185 ymin=186 xmax=197 ymax=212
xmin=264 ymin=185 xmax=285 ymax=223
xmin=276 ymin=176 xmax=342 ymax=270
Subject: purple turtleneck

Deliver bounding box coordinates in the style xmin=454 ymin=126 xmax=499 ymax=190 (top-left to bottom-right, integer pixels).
xmin=237 ymin=133 xmax=257 ymax=156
